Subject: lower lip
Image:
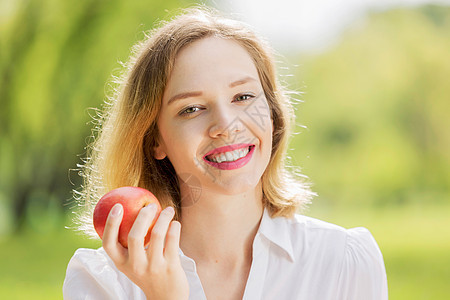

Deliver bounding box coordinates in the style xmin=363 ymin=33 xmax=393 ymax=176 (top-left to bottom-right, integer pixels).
xmin=203 ymin=146 xmax=255 ymax=170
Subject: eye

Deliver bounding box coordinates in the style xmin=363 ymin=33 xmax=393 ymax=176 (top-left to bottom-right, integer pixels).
xmin=178 ymin=106 xmax=201 ymax=116
xmin=234 ymin=93 xmax=255 ymax=102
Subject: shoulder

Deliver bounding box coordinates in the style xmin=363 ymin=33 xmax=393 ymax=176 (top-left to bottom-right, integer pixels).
xmin=260 ymin=210 xmax=352 ymax=262
xmin=287 ymin=213 xmax=386 ymax=265
xmin=64 ymin=248 xmax=117 ymax=279
xmin=286 ymin=214 xmax=388 ymax=299
xmin=286 ymin=214 xmax=350 ymax=253
xmin=336 ymin=226 xmax=388 ymax=298
xmin=287 ymin=213 xmax=381 ymax=250
xmin=63 ymin=248 xmax=145 ymax=300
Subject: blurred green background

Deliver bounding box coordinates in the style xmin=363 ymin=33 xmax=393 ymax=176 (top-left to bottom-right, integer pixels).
xmin=0 ymin=0 xmax=449 ymax=299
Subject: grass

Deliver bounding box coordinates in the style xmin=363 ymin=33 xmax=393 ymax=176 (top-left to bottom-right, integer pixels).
xmin=0 ymin=221 xmax=101 ymax=300
xmin=0 ymin=203 xmax=449 ymax=299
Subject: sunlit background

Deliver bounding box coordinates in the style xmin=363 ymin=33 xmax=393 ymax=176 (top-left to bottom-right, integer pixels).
xmin=0 ymin=0 xmax=449 ymax=298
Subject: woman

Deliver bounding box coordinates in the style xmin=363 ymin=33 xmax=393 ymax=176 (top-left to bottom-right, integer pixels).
xmin=64 ymin=7 xmax=388 ymax=300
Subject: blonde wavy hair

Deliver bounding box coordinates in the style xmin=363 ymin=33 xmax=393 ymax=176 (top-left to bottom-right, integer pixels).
xmin=75 ymin=7 xmax=314 ymax=238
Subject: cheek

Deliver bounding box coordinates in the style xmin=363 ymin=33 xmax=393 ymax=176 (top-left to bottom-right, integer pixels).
xmin=160 ymin=123 xmax=202 ymax=164
xmin=244 ymin=96 xmax=272 ymax=132
xmin=241 ymin=100 xmax=273 ymax=143
xmin=264 ymin=124 xmax=274 ymax=157
xmin=159 ymin=118 xmax=190 ymax=146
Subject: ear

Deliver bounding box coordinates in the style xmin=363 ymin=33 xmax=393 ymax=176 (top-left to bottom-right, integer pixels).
xmin=153 ymin=141 xmax=167 ymax=160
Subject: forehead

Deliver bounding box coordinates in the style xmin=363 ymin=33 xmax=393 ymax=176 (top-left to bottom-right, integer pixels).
xmin=165 ymin=37 xmax=260 ymax=92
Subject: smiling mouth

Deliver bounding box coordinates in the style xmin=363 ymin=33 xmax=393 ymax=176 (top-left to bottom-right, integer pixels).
xmin=205 ymin=145 xmax=254 ymax=163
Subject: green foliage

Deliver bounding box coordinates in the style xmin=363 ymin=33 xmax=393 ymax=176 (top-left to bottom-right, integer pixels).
xmin=289 ymin=6 xmax=450 ymax=209
xmin=0 ymin=0 xmax=196 ymax=233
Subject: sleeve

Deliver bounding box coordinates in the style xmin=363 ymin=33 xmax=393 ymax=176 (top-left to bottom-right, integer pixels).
xmin=336 ymin=227 xmax=388 ymax=300
xmin=63 ymin=248 xmax=146 ymax=300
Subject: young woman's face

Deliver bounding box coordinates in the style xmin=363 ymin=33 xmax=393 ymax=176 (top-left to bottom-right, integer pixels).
xmin=155 ymin=37 xmax=273 ymax=199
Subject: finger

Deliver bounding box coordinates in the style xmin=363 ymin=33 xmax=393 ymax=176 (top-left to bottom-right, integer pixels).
xmin=102 ymin=203 xmax=127 ymax=263
xmin=148 ymin=206 xmax=175 ymax=259
xmin=127 ymin=204 xmax=158 ymax=264
xmin=164 ymin=220 xmax=181 ymax=260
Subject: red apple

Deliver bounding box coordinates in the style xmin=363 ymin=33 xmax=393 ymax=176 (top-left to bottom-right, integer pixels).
xmin=93 ymin=186 xmax=162 ymax=248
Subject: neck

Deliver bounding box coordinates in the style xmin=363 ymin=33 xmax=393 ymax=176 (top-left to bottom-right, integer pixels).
xmin=179 ymin=183 xmax=264 ymax=266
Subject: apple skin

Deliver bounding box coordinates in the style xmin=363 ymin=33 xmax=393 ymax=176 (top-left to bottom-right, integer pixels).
xmin=93 ymin=186 xmax=162 ymax=248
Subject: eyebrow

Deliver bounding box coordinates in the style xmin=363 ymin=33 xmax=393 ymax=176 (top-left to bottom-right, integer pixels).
xmin=168 ymin=91 xmax=203 ymax=106
xmin=167 ymin=76 xmax=258 ymax=105
xmin=229 ymin=76 xmax=258 ymax=88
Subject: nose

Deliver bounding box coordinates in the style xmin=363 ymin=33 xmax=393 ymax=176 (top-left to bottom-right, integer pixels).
xmin=208 ymin=105 xmax=243 ymax=139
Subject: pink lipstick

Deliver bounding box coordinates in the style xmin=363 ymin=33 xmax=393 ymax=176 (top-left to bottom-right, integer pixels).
xmin=203 ymin=143 xmax=255 ymax=170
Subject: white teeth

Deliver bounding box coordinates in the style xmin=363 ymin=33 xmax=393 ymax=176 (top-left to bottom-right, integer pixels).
xmin=207 ymin=147 xmax=251 ymax=163
xmin=232 ymin=151 xmax=239 ymax=161
xmin=225 ymin=152 xmax=233 ymax=161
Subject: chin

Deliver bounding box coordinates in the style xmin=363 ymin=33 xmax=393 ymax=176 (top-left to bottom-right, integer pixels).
xmin=212 ymin=176 xmax=262 ymax=196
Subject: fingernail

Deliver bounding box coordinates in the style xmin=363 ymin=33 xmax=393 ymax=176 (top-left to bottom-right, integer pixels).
xmin=165 ymin=206 xmax=174 ymax=213
xmin=146 ymin=203 xmax=157 ymax=211
xmin=110 ymin=204 xmax=123 ymax=217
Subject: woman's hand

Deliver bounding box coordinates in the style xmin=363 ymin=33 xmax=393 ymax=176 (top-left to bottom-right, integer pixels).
xmin=102 ymin=203 xmax=189 ymax=300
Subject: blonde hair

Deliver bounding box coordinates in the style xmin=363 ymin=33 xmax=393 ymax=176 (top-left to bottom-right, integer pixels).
xmin=75 ymin=7 xmax=314 ymax=237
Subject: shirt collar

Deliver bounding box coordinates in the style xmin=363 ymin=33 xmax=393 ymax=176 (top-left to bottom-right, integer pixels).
xmin=178 ymin=207 xmax=296 ymax=265
xmin=258 ymin=207 xmax=295 ymax=262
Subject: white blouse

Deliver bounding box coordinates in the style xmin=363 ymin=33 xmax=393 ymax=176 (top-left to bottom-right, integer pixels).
xmin=63 ymin=209 xmax=388 ymax=299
